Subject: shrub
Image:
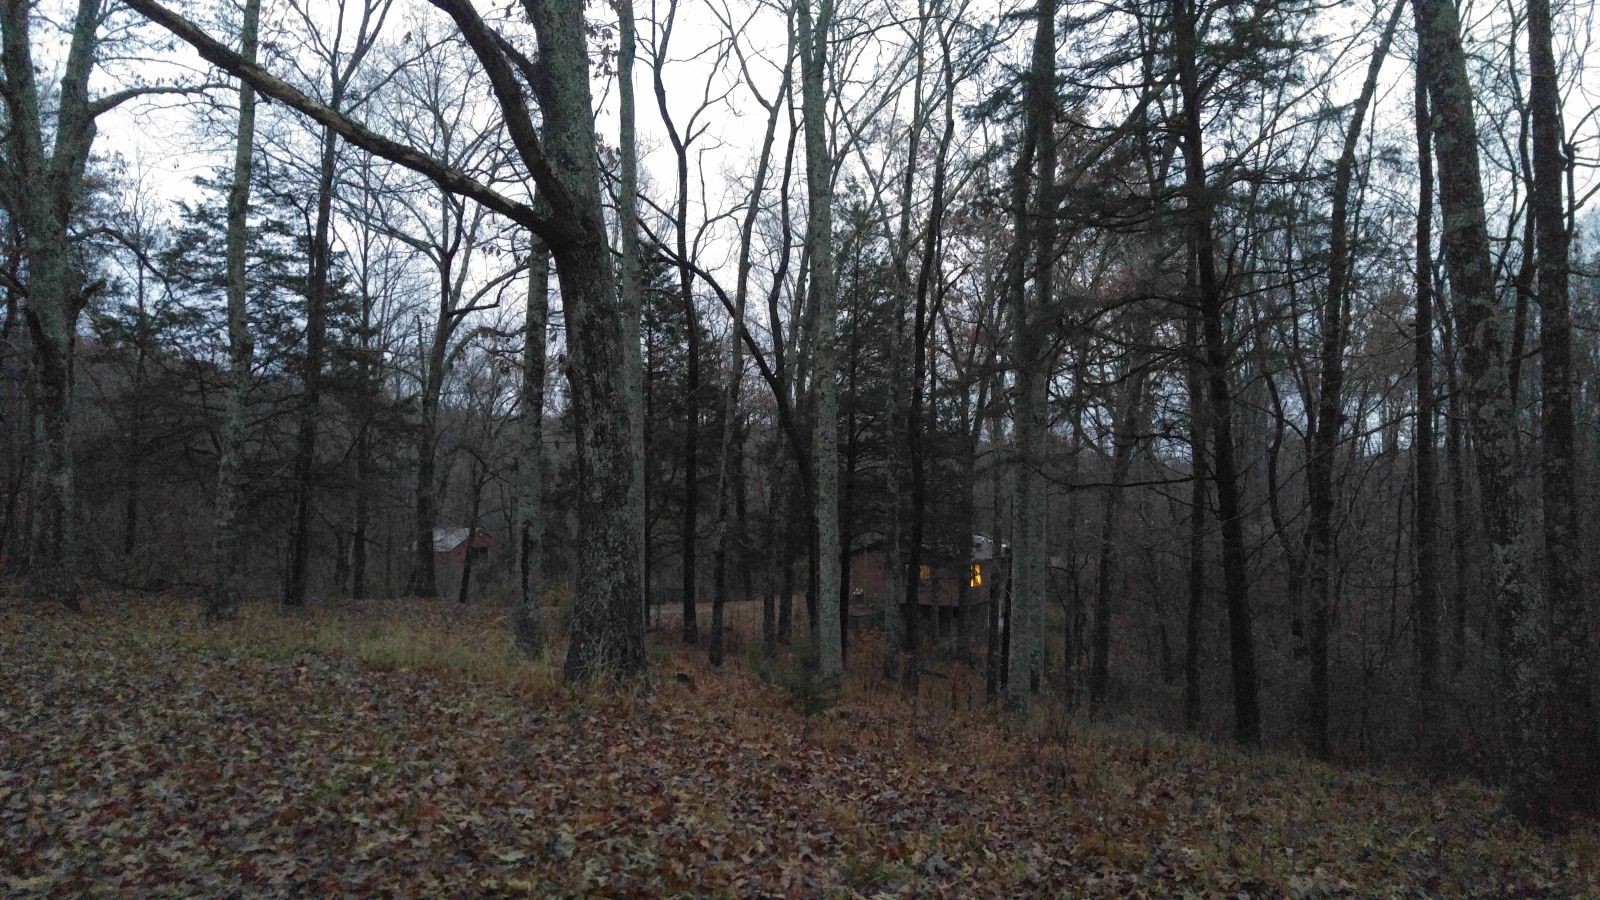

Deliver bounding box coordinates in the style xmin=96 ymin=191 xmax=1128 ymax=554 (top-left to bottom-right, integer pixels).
xmin=475 ymin=573 xmax=518 ymax=607
xmin=546 ymin=581 xmax=576 ymax=634
xmin=747 ymin=642 xmax=836 ymax=716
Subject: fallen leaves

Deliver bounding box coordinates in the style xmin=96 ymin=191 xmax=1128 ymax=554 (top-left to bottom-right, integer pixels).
xmin=0 ymin=595 xmax=1594 ymax=897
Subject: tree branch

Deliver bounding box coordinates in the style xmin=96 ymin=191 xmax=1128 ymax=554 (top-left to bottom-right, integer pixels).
xmin=122 ymin=0 xmax=565 ymax=244
xmin=86 ymin=82 xmax=226 ymax=119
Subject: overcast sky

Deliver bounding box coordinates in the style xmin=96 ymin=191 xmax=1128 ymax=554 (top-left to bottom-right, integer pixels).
xmin=52 ymin=0 xmax=1600 ymax=326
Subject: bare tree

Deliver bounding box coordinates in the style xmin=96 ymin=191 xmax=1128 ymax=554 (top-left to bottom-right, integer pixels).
xmin=796 ymin=0 xmax=843 ymax=684
xmin=644 ymin=0 xmax=734 ymax=646
xmin=1 ymin=0 xmax=202 ymax=607
xmin=1528 ymin=0 xmax=1597 ymax=816
xmin=514 ymin=233 xmax=550 ymax=657
xmin=615 ymin=0 xmax=646 ymax=640
xmin=1089 ymin=311 xmax=1151 ymax=715
xmin=1412 ymin=0 xmax=1551 ymax=820
xmin=1004 ymin=0 xmax=1057 ymax=708
xmin=1412 ymin=66 xmax=1441 ymax=723
xmin=1303 ymin=0 xmax=1404 ymax=757
xmin=276 ymin=0 xmax=394 ymax=608
xmin=210 ymin=0 xmax=263 ymax=621
xmin=128 ymin=0 xmax=648 ymax=678
xmin=1172 ymin=0 xmax=1260 ymax=746
xmin=356 ymin=27 xmax=521 ymax=601
xmin=709 ymin=4 xmax=792 ymax=667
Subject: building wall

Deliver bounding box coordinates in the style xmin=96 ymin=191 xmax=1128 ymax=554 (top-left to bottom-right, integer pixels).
xmin=849 ymin=550 xmax=982 ymax=609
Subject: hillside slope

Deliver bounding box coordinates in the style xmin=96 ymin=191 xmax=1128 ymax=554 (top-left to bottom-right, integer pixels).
xmin=1 ymin=597 xmax=1594 ymax=897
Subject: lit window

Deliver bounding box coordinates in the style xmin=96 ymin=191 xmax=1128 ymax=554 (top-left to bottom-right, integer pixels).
xmin=970 ymin=563 xmax=983 ymax=588
xmin=919 ymin=564 xmax=931 ymax=580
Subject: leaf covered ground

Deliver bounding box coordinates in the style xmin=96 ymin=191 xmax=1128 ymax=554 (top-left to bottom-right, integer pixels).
xmin=1 ymin=595 xmax=1595 ymax=897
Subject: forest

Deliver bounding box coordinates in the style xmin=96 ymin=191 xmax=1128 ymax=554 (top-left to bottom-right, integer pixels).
xmin=3 ymin=0 xmax=1600 ymax=892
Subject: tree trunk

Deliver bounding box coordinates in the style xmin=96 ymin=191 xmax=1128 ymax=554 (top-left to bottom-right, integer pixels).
xmin=1175 ymin=0 xmax=1260 ymax=746
xmin=515 ymin=237 xmax=551 ymax=657
xmin=209 ymin=0 xmax=262 ymax=621
xmin=840 ymin=295 xmax=858 ymax=665
xmin=735 ymin=440 xmax=754 ymax=629
xmin=797 ymin=0 xmax=842 ymax=685
xmin=1183 ymin=303 xmax=1208 ymax=732
xmin=1528 ymin=0 xmax=1597 ymax=817
xmin=24 ymin=296 xmax=76 ymax=609
xmin=1089 ymin=351 xmax=1147 ymax=714
xmin=408 ymin=355 xmax=444 ymax=598
xmin=762 ymin=460 xmax=780 ymax=655
xmin=650 ymin=20 xmax=703 ymax=646
xmin=1439 ymin=296 xmax=1472 ymax=672
xmin=407 ymin=197 xmax=469 ymax=602
xmin=3 ymin=0 xmax=110 ymax=611
xmin=1413 ymin=0 xmax=1552 ymax=822
xmin=779 ymin=473 xmax=797 ymax=644
xmin=709 ymin=72 xmax=783 ymax=664
xmin=881 ymin=12 xmax=927 ymax=683
xmin=1412 ymin=69 xmax=1441 ymax=719
xmin=985 ymin=380 xmax=1006 ymax=699
xmin=892 ymin=7 xmax=929 ymax=688
xmin=1004 ymin=0 xmax=1057 ymax=708
xmin=458 ymin=470 xmax=484 ymax=605
xmin=351 ymin=259 xmax=374 ymax=600
xmin=284 ymin=124 xmax=338 ymax=608
xmin=1303 ymin=0 xmax=1403 ymax=757
xmin=616 ymin=0 xmax=647 ymax=642
xmin=123 ymin=254 xmax=149 ymax=563
xmin=352 ymin=429 xmax=370 ymax=598
xmin=1062 ymin=352 xmax=1087 ymax=703
xmin=522 ymin=0 xmax=648 ymax=681
xmin=903 ymin=19 xmax=959 ymax=688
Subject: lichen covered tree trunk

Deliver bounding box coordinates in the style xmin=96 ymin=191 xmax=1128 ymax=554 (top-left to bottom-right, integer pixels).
xmin=616 ymin=0 xmax=647 ymax=641
xmin=1004 ymin=0 xmax=1057 ymax=708
xmin=796 ymin=0 xmax=842 ymax=685
xmin=2 ymin=0 xmax=112 ymax=610
xmin=1413 ymin=0 xmax=1552 ymax=822
xmin=125 ymin=0 xmax=647 ymax=678
xmin=210 ymin=0 xmax=263 ymax=621
xmin=527 ymin=0 xmax=647 ymax=681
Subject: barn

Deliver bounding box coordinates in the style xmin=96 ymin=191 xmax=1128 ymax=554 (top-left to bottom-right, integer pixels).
xmin=429 ymin=527 xmax=498 ymax=599
xmin=432 ymin=527 xmax=496 ymax=562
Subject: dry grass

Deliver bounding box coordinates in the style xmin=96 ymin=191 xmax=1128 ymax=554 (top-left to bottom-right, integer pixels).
xmin=169 ymin=599 xmax=565 ymax=696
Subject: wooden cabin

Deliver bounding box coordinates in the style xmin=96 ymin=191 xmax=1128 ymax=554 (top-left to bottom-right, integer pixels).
xmin=848 ymin=532 xmax=1007 ymax=644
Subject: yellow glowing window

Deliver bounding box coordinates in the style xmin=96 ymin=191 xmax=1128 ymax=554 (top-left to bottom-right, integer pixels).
xmin=970 ymin=564 xmax=983 ymax=588
xmin=919 ymin=564 xmax=932 ymax=580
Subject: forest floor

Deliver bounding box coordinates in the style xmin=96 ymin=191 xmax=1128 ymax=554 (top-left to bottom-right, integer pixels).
xmin=2 ymin=593 xmax=1596 ymax=897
